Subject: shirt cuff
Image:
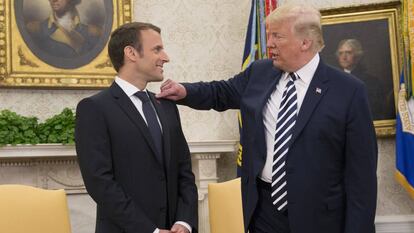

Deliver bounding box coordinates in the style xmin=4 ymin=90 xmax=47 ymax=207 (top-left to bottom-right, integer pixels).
xmin=175 ymin=221 xmax=192 ymax=233
xmin=153 ymin=228 xmax=159 ymax=233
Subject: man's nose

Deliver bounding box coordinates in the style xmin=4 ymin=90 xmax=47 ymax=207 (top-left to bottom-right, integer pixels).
xmin=162 ymin=52 xmax=170 ymax=63
xmin=267 ymin=41 xmax=275 ymax=48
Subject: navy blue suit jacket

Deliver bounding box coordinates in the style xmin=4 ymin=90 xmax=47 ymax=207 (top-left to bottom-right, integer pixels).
xmin=180 ymin=58 xmax=377 ymax=233
xmin=75 ymin=83 xmax=198 ymax=233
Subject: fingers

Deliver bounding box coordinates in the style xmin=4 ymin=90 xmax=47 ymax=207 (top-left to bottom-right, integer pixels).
xmin=159 ymin=230 xmax=172 ymax=233
xmin=156 ymin=87 xmax=178 ymax=99
xmin=156 ymin=79 xmax=186 ymax=100
xmin=170 ymin=224 xmax=189 ymax=233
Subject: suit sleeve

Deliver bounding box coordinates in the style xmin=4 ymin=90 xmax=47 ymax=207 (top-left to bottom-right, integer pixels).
xmin=344 ymin=84 xmax=378 ymax=233
xmin=75 ymin=98 xmax=157 ymax=233
xmin=178 ymin=65 xmax=252 ymax=111
xmin=173 ymin=104 xmax=199 ymax=232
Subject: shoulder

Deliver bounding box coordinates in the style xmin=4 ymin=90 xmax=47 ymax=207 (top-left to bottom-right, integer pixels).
xmin=251 ymin=59 xmax=274 ymax=69
xmin=26 ymin=21 xmax=43 ymax=33
xmin=149 ymin=91 xmax=177 ymax=108
xmin=78 ymin=88 xmax=111 ymax=108
xmin=88 ymin=24 xmax=103 ymax=37
xmin=245 ymin=59 xmax=280 ymax=77
xmin=78 ymin=23 xmax=103 ymax=37
xmin=322 ymin=61 xmax=364 ymax=88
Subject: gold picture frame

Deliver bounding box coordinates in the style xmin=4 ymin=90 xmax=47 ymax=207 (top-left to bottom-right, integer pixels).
xmin=320 ymin=2 xmax=401 ymax=137
xmin=0 ymin=0 xmax=133 ymax=89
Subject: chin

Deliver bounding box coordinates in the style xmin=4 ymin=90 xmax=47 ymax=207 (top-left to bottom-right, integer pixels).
xmin=272 ymin=60 xmax=283 ymax=70
xmin=154 ymin=76 xmax=164 ymax=82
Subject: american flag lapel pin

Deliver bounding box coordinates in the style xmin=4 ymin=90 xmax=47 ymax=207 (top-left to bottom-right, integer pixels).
xmin=316 ymin=87 xmax=322 ymax=94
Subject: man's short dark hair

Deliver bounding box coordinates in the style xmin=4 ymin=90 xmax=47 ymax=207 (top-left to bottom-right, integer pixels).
xmin=108 ymin=22 xmax=161 ymax=72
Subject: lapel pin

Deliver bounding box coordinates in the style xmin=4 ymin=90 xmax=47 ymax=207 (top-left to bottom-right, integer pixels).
xmin=316 ymin=87 xmax=322 ymax=94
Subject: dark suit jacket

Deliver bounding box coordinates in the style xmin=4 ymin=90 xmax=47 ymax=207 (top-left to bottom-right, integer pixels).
xmin=75 ymin=82 xmax=198 ymax=233
xmin=180 ymin=58 xmax=377 ymax=233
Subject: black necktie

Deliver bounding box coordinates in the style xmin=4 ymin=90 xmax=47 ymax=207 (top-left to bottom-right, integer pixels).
xmin=134 ymin=91 xmax=163 ymax=160
xmin=271 ymin=72 xmax=298 ymax=212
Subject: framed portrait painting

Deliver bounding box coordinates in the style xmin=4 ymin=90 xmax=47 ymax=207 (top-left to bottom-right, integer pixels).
xmin=0 ymin=0 xmax=133 ymax=88
xmin=320 ymin=3 xmax=400 ymax=136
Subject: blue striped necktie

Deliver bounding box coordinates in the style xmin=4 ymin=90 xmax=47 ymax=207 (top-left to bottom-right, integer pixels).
xmin=271 ymin=72 xmax=298 ymax=212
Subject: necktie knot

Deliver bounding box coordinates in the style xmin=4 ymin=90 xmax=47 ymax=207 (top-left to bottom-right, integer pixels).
xmin=134 ymin=91 xmax=150 ymax=103
xmin=289 ymin=72 xmax=297 ymax=82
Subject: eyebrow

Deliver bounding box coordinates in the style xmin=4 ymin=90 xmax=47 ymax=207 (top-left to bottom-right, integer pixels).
xmin=152 ymin=45 xmax=163 ymax=50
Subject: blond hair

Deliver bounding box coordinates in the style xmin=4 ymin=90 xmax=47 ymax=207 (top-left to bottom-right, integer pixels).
xmin=267 ymin=3 xmax=325 ymax=52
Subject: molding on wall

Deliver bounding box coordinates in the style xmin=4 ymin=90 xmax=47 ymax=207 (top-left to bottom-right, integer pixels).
xmin=0 ymin=140 xmax=238 ymax=158
xmin=188 ymin=140 xmax=237 ymax=153
xmin=376 ymin=215 xmax=414 ymax=233
xmin=0 ymin=144 xmax=76 ymax=158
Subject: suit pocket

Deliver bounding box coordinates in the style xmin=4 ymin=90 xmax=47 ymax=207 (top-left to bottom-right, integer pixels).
xmin=325 ymin=194 xmax=345 ymax=210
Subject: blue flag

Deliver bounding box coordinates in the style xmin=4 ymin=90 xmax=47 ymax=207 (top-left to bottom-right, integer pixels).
xmin=396 ymin=73 xmax=414 ymax=199
xmin=237 ymin=0 xmax=276 ymax=176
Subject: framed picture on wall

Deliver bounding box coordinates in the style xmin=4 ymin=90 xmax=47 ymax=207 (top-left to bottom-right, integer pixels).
xmin=0 ymin=0 xmax=133 ymax=88
xmin=320 ymin=2 xmax=400 ymax=136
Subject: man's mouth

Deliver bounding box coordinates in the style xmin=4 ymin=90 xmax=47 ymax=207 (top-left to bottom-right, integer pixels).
xmin=156 ymin=65 xmax=164 ymax=72
xmin=270 ymin=53 xmax=278 ymax=59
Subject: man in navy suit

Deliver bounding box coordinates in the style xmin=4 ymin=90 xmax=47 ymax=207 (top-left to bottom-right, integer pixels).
xmin=157 ymin=4 xmax=377 ymax=233
xmin=75 ymin=22 xmax=198 ymax=233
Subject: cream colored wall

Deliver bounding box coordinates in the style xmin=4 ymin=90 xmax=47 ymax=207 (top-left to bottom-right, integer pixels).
xmin=0 ymin=0 xmax=412 ymax=216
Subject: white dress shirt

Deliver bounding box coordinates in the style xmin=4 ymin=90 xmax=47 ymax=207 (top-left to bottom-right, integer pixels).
xmin=260 ymin=54 xmax=320 ymax=182
xmin=115 ymin=77 xmax=192 ymax=233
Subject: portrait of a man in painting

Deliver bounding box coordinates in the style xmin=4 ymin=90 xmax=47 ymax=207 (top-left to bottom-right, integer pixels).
xmin=14 ymin=0 xmax=113 ymax=69
xmin=321 ymin=19 xmax=396 ymax=121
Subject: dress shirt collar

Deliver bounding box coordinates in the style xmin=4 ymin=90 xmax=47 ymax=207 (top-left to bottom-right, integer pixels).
xmin=48 ymin=9 xmax=80 ymax=29
xmin=115 ymin=76 xmax=147 ymax=97
xmin=293 ymin=53 xmax=320 ymax=84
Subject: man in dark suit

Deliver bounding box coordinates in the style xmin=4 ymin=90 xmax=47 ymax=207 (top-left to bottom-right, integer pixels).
xmin=157 ymin=4 xmax=377 ymax=233
xmin=75 ymin=22 xmax=198 ymax=233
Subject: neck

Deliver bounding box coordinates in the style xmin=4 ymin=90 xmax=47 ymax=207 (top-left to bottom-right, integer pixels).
xmin=55 ymin=8 xmax=73 ymax=18
xmin=118 ymin=69 xmax=147 ymax=90
xmin=290 ymin=52 xmax=317 ymax=72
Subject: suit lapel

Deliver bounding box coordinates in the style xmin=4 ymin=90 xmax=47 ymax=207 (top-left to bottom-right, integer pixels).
xmin=110 ymin=83 xmax=160 ymax=162
xmin=291 ymin=61 xmax=330 ymax=142
xmin=254 ymin=70 xmax=283 ymax=120
xmin=254 ymin=68 xmax=283 ymax=161
xmin=149 ymin=93 xmax=171 ymax=170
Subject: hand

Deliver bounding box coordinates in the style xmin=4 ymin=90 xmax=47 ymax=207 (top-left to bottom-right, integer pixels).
xmin=159 ymin=230 xmax=172 ymax=233
xmin=170 ymin=223 xmax=190 ymax=233
xmin=156 ymin=79 xmax=187 ymax=101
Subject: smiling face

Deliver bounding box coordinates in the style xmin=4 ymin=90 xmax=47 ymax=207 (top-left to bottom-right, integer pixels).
xmin=267 ymin=20 xmax=304 ymax=72
xmin=133 ymin=29 xmax=170 ymax=83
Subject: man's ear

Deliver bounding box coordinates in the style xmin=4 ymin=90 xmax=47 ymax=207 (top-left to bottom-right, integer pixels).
xmin=124 ymin=46 xmax=137 ymax=62
xmin=301 ymin=38 xmax=313 ymax=51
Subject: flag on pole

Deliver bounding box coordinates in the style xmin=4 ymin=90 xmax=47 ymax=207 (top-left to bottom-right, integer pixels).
xmin=237 ymin=0 xmax=277 ymax=176
xmin=395 ymin=0 xmax=414 ymax=199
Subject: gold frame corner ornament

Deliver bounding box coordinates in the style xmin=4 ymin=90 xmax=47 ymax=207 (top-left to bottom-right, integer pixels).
xmin=0 ymin=0 xmax=133 ymax=89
